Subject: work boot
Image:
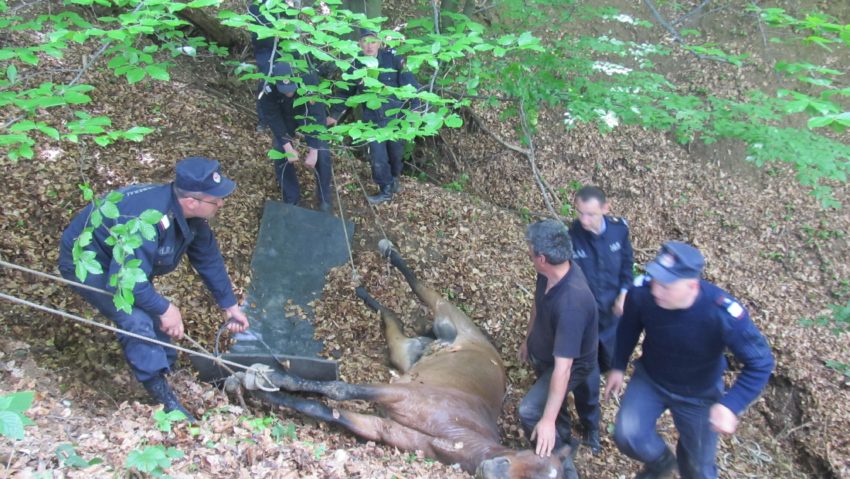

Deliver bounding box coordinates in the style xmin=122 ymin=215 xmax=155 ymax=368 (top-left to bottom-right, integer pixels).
xmin=367 ymin=184 xmax=393 ymax=204
xmin=634 ymin=448 xmax=677 ymax=479
xmin=582 ymin=428 xmax=601 ymax=455
xmin=142 ymin=375 xmax=196 ymax=423
xmin=390 ymin=176 xmax=402 ymax=194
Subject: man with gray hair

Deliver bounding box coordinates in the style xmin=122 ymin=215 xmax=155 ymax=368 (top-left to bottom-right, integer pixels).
xmin=518 ymin=219 xmax=599 ymax=477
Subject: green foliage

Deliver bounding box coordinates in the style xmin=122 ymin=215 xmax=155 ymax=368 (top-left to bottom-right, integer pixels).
xmin=0 ymin=391 xmax=35 ymax=440
xmin=442 ymin=173 xmax=469 ymax=192
xmin=153 ymin=409 xmax=188 ymax=432
xmin=55 ymin=443 xmax=103 ymax=468
xmin=455 ymin=2 xmax=850 ymax=206
xmin=71 ymin=184 xmax=164 ymax=313
xmin=125 ymin=445 xmax=184 ymax=477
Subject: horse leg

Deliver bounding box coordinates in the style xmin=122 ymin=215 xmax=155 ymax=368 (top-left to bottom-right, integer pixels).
xmin=253 ymin=390 xmax=441 ymax=456
xmin=379 ymin=240 xmax=480 ymax=342
xmin=356 ymin=286 xmax=432 ymax=373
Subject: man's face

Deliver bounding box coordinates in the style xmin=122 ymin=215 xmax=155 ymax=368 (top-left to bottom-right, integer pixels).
xmin=575 ymin=197 xmax=609 ymax=235
xmin=527 ymin=244 xmax=544 ymax=272
xmin=359 ymin=36 xmax=381 ymax=57
xmin=190 ymin=195 xmax=224 ymax=219
xmin=650 ymin=278 xmax=696 ymax=310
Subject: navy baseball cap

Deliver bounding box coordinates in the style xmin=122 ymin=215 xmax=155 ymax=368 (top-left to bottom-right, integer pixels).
xmin=272 ymin=62 xmax=297 ymax=95
xmin=646 ymin=241 xmax=704 ymax=284
xmin=175 ymin=157 xmax=236 ymax=197
xmin=359 ymin=28 xmax=378 ymax=39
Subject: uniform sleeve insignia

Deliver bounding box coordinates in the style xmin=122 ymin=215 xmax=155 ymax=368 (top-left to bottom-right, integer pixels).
xmin=719 ymin=297 xmax=745 ymax=319
xmin=159 ymin=215 xmax=171 ymax=231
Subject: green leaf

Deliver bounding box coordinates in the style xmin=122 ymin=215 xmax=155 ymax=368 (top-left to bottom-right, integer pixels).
xmin=145 ymin=64 xmax=170 ymax=81
xmin=444 ymin=114 xmax=463 ymax=128
xmin=100 ymin=201 xmax=119 ymax=219
xmin=0 ymin=391 xmax=34 ymax=412
xmin=0 ymin=411 xmax=25 ymax=440
xmin=139 ymin=223 xmax=157 ymax=241
xmin=126 ymin=67 xmax=145 ymax=84
xmin=187 ymin=0 xmax=219 ymax=7
xmin=808 ymin=116 xmax=833 ymax=129
xmin=6 ymin=64 xmax=17 ymax=83
xmin=140 ymin=209 xmax=163 ymax=225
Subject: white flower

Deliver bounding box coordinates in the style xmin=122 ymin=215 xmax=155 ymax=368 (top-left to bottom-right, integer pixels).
xmin=604 ymin=13 xmax=637 ymax=24
xmin=179 ymin=46 xmax=196 ymax=56
xmin=591 ymin=61 xmax=632 ymax=76
xmin=563 ymin=111 xmax=576 ymax=127
xmin=595 ymin=109 xmax=619 ymax=128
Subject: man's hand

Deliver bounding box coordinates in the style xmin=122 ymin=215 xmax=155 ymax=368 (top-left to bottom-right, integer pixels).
xmin=530 ymin=419 xmax=557 ymax=457
xmin=604 ymin=369 xmax=625 ymax=401
xmin=517 ymin=340 xmax=529 ymax=363
xmin=304 ymin=148 xmax=318 ymax=169
xmin=283 ymin=142 xmax=299 ymax=163
xmin=223 ymin=305 xmax=249 ymax=333
xmin=325 ymin=117 xmax=337 ymax=126
xmin=612 ymin=291 xmax=627 ymax=317
xmin=159 ymin=303 xmax=185 ymax=339
xmin=709 ymin=403 xmax=739 ymax=434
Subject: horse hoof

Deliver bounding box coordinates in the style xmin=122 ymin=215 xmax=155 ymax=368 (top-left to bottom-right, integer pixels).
xmin=378 ymin=239 xmax=394 ymax=257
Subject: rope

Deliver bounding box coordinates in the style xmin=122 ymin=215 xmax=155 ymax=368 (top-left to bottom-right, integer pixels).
xmin=0 ymin=259 xmax=113 ymax=297
xmin=0 ymin=290 xmax=250 ymax=373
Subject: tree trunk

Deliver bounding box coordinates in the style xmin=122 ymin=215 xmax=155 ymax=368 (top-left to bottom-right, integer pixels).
xmin=179 ymin=8 xmax=249 ymax=50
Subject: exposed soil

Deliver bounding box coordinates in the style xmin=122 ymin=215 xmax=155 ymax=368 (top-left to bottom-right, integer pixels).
xmin=1 ymin=0 xmax=849 ymax=478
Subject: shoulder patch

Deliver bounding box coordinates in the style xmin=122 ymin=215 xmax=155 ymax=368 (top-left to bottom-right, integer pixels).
xmin=718 ymin=297 xmax=745 ymax=319
xmin=158 ymin=215 xmax=171 ymax=231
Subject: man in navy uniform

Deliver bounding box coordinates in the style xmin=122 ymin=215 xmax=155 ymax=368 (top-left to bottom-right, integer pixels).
xmin=58 ymin=157 xmax=249 ymax=420
xmin=604 ymin=241 xmax=774 ymax=479
xmin=259 ymin=61 xmax=334 ymax=210
xmin=517 ymin=219 xmax=598 ymax=478
xmin=327 ymin=28 xmax=421 ymax=204
xmin=568 ymin=186 xmax=634 ymax=454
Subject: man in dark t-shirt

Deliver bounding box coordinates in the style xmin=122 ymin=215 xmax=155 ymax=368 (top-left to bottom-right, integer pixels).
xmin=518 ymin=219 xmax=598 ymax=476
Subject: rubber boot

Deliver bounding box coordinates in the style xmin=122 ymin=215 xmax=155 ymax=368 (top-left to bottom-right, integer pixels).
xmin=390 ymin=176 xmax=402 ymax=194
xmin=634 ymin=448 xmax=677 ymax=479
xmin=367 ymin=184 xmax=393 ymax=204
xmin=142 ymin=375 xmax=196 ymax=423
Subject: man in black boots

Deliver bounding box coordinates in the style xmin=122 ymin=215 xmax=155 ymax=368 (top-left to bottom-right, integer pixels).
xmin=59 ymin=157 xmax=249 ymax=420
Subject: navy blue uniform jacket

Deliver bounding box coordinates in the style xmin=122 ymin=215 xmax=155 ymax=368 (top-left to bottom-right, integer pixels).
xmin=569 ymin=216 xmax=634 ymax=314
xmin=614 ymin=277 xmax=774 ymax=414
xmin=330 ymin=49 xmax=420 ymax=127
xmin=59 ymin=184 xmax=237 ymax=315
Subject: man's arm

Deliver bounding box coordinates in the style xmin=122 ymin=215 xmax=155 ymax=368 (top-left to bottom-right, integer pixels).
xmin=518 ymin=302 xmax=536 ymax=362
xmin=613 ymin=224 xmax=635 ymax=317
xmin=713 ymin=303 xmax=774 ymax=433
xmin=185 ymin=221 xmax=237 ymax=309
xmin=531 ymin=356 xmax=573 ymax=457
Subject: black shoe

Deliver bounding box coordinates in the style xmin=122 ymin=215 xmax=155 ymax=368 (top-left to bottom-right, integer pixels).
xmin=634 ymin=448 xmax=676 ymax=479
xmin=142 ymin=375 xmax=196 ymax=423
xmin=367 ymin=185 xmax=393 ymax=204
xmin=390 ymin=176 xmax=401 ymax=194
xmin=582 ymin=428 xmax=601 ymax=455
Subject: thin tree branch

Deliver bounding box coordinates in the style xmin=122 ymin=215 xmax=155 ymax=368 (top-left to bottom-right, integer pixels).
xmin=642 ymin=0 xmax=739 ymax=65
xmin=463 ymin=107 xmax=530 ymax=156
xmin=518 ymin=98 xmax=557 ymax=217
xmin=672 ymin=0 xmax=710 ymax=26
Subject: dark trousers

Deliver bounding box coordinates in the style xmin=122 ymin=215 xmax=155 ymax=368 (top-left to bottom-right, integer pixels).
xmin=613 ymin=363 xmax=721 ymax=479
xmin=58 ymin=264 xmax=174 ymax=383
xmin=274 ymin=147 xmax=332 ymax=205
xmin=368 ymin=139 xmax=405 ymax=187
xmin=518 ymin=354 xmax=593 ymax=448
xmin=573 ymin=309 xmax=617 ymax=431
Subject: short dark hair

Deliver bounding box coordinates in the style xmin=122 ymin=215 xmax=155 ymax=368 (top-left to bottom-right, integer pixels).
xmin=575 ymin=185 xmax=607 ymax=205
xmin=526 ymin=219 xmax=573 ymax=265
xmin=173 ymin=186 xmax=196 ymax=198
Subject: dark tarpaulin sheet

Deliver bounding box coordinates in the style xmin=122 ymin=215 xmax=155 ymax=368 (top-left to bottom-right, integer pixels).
xmin=230 ymin=200 xmax=354 ymax=358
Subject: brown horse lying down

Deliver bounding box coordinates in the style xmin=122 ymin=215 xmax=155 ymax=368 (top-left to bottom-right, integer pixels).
xmin=229 ymin=240 xmax=574 ymax=478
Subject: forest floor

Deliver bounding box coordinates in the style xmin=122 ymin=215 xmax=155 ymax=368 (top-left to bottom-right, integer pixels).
xmin=1 ymin=0 xmax=849 ymax=478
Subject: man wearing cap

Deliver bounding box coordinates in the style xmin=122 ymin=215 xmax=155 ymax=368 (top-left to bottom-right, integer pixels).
xmin=604 ymin=241 xmax=774 ymax=479
xmin=517 ymin=219 xmax=598 ymax=478
xmin=58 ymin=157 xmax=249 ymax=420
xmin=327 ymin=28 xmax=421 ymax=204
xmin=567 ymin=185 xmax=634 ymax=454
xmin=258 ymin=61 xmax=334 ymax=210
